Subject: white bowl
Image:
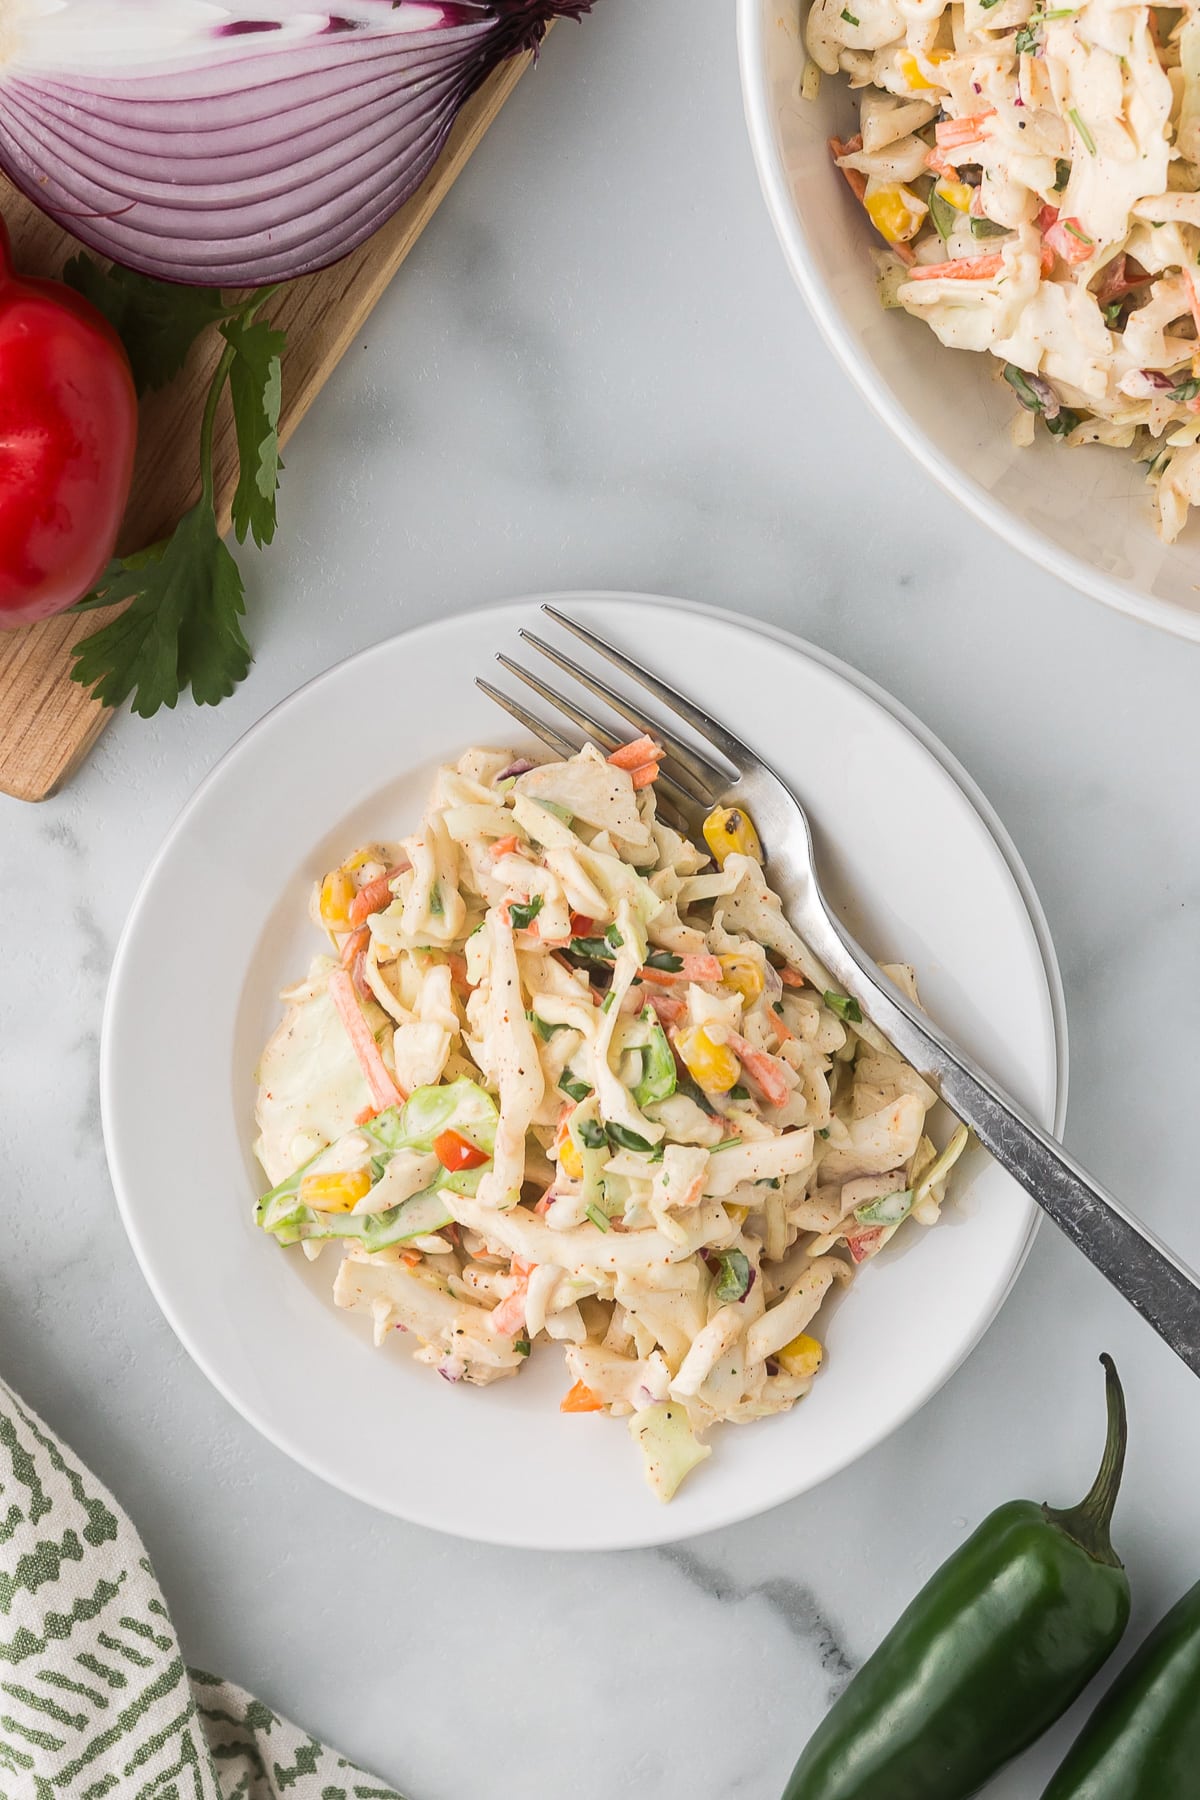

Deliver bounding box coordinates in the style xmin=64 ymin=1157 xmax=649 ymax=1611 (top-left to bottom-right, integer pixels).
xmin=738 ymin=0 xmax=1200 ymax=639
xmin=103 ymin=593 xmax=1064 ymax=1549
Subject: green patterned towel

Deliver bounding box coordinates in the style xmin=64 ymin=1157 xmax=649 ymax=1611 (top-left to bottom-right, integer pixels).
xmin=0 ymin=1376 xmax=405 ymax=1799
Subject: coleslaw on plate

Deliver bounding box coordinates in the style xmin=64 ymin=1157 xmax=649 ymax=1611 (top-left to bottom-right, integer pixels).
xmin=253 ymin=740 xmax=967 ymax=1500
xmin=805 ymin=0 xmax=1200 ymax=539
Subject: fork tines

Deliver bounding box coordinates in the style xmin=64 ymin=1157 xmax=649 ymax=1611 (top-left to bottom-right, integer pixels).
xmin=477 ymin=605 xmax=742 ymax=817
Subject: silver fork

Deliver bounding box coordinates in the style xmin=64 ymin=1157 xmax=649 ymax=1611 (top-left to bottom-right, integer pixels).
xmin=479 ymin=603 xmax=1200 ymax=1378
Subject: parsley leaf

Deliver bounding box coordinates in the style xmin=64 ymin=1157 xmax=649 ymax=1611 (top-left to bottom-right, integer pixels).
xmin=62 ymin=255 xmax=229 ymax=396
xmin=644 ymin=949 xmax=684 ymax=972
xmin=222 ymin=315 xmax=286 ymax=548
xmin=70 ymin=502 xmax=249 ymax=716
xmin=68 ymin=280 xmax=285 ymax=719
xmin=823 ymin=990 xmax=864 ymax=1024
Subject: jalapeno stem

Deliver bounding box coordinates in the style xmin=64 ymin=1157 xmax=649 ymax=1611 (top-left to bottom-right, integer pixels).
xmin=1045 ymin=1354 xmax=1127 ymax=1567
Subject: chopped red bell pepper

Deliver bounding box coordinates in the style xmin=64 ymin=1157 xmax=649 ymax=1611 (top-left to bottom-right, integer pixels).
xmin=433 ymin=1128 xmax=489 ymax=1173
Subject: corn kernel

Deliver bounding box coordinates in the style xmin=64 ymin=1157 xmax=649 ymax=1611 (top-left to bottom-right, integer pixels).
xmin=319 ymin=868 xmax=357 ymax=930
xmin=703 ymin=806 xmax=763 ymax=868
xmin=718 ymin=952 xmax=765 ymax=1003
xmin=557 ymin=1133 xmax=584 ymax=1181
xmin=897 ymin=47 xmax=950 ymax=90
xmin=725 ymin=1203 xmax=750 ymax=1226
xmin=300 ymin=1168 xmax=372 ymax=1214
xmin=937 ymin=179 xmax=975 ymax=213
xmin=778 ymin=1333 xmax=824 ymax=1380
xmin=676 ymin=1025 xmax=741 ymax=1095
xmin=864 ymin=182 xmax=927 ymax=246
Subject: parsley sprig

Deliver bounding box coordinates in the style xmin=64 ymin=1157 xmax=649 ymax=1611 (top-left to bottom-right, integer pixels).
xmin=62 ymin=259 xmax=286 ymax=719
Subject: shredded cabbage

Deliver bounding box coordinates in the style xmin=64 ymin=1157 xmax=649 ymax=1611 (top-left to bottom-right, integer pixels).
xmin=252 ymin=744 xmax=964 ymax=1498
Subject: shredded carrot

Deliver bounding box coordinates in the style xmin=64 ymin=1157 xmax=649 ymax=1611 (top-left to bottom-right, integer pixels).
xmin=647 ymin=991 xmax=686 ymax=1027
xmin=560 ymin=1380 xmax=605 ymax=1414
xmin=348 ymin=867 xmax=402 ymax=928
xmin=491 ymin=1257 xmax=535 ymax=1336
xmin=769 ymin=1007 xmax=796 ymax=1044
xmin=935 ymin=110 xmax=995 ymax=148
xmin=828 ymin=135 xmax=868 ymax=201
xmin=629 ymin=761 xmax=662 ymax=789
xmin=639 ymin=952 xmax=723 ymax=986
xmin=340 ymin=924 xmax=372 ymax=999
xmin=446 ymin=951 xmax=471 ymax=995
xmin=924 ymin=146 xmax=960 ymax=180
xmin=327 ymin=968 xmax=405 ymax=1112
xmin=608 ymin=735 xmax=663 ymax=772
xmin=728 ymin=1032 xmax=792 ymax=1109
xmin=907 ymin=253 xmax=1004 ymax=282
xmin=1040 ymin=239 xmax=1056 ymax=276
xmin=354 ymin=1104 xmax=379 ymax=1126
xmin=1044 ymin=219 xmax=1093 ymax=267
xmin=1037 ymin=204 xmax=1060 ymax=233
xmin=779 ymin=966 xmax=807 ymax=989
xmin=489 ymin=835 xmax=521 ymax=860
xmin=401 ymin=1249 xmax=423 ymax=1268
xmin=340 ymin=925 xmax=370 ymax=967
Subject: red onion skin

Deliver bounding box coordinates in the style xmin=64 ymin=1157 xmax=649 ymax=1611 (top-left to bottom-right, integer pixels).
xmin=0 ymin=1 xmax=596 ymax=288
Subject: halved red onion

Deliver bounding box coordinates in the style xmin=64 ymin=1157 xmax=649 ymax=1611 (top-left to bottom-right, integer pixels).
xmin=0 ymin=1 xmax=594 ymax=286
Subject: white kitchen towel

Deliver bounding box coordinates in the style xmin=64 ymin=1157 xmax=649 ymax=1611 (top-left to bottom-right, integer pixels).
xmin=0 ymin=1375 xmax=405 ymax=1799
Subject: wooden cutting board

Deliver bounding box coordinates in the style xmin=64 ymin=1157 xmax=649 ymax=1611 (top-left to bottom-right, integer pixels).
xmin=0 ymin=50 xmax=535 ymax=804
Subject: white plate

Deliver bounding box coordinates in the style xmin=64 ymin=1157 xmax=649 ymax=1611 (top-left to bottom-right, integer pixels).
xmin=103 ymin=593 xmax=1064 ymax=1550
xmin=737 ymin=0 xmax=1200 ymax=641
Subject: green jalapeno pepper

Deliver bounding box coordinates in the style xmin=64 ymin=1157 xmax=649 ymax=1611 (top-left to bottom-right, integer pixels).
xmin=1041 ymin=1576 xmax=1200 ymax=1799
xmin=781 ymin=1356 xmax=1130 ymax=1800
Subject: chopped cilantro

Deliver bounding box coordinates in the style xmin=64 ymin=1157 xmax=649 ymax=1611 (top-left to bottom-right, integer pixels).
xmin=529 ymin=1012 xmax=567 ymax=1041
xmin=823 ymin=990 xmax=864 ymax=1024
xmin=606 ymin=1123 xmax=656 ymax=1153
xmin=508 ymin=894 xmax=543 ymax=931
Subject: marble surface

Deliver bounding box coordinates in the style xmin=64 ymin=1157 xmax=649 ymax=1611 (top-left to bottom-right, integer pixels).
xmin=4 ymin=3 xmax=1200 ymax=1796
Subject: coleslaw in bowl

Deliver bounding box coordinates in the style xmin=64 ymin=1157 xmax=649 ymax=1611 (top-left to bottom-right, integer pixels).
xmin=739 ymin=0 xmax=1200 ymax=638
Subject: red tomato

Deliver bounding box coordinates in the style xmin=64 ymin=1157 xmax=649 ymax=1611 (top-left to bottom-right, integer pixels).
xmin=0 ymin=216 xmax=137 ymax=628
xmin=569 ymin=913 xmax=596 ymax=937
xmin=433 ymin=1128 xmax=489 ymax=1173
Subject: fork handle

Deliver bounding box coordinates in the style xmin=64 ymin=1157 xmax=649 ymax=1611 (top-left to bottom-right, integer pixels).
xmin=796 ymin=900 xmax=1200 ymax=1377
